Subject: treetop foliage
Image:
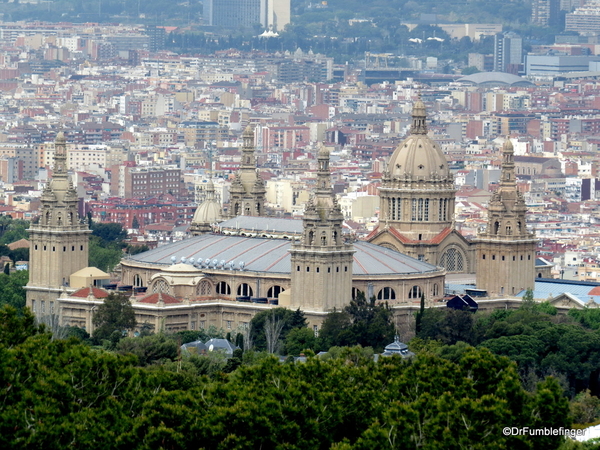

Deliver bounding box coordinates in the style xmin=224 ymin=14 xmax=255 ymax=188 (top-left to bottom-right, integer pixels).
xmin=0 ymin=303 xmax=572 ymax=450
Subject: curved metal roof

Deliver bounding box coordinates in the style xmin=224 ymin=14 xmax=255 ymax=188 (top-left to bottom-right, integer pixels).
xmin=457 ymin=72 xmax=534 ymax=87
xmin=128 ymin=234 xmax=440 ymax=276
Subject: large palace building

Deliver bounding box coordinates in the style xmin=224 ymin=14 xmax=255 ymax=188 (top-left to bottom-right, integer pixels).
xmin=36 ymin=129 xmax=445 ymax=334
xmin=28 ymin=100 xmax=538 ymax=336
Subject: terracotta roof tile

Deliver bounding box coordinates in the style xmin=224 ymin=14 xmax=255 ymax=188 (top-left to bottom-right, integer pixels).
xmin=71 ymin=287 xmax=110 ymax=299
xmin=138 ymin=292 xmax=182 ymax=304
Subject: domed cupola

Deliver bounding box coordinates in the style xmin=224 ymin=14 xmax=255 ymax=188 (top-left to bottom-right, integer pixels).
xmin=386 ymin=98 xmax=452 ymax=182
xmin=371 ymin=96 xmax=459 ymax=249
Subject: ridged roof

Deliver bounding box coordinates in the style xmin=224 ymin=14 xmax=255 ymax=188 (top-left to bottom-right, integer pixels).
xmin=128 ymin=234 xmax=440 ymax=276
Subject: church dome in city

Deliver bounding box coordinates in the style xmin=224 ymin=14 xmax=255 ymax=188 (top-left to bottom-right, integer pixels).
xmin=191 ymin=181 xmax=221 ymax=227
xmin=387 ymin=98 xmax=451 ymax=181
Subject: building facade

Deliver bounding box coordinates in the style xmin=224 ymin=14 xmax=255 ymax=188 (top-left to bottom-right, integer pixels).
xmin=227 ymin=126 xmax=267 ymax=218
xmin=476 ymin=139 xmax=537 ymax=296
xmin=367 ymin=99 xmax=475 ymax=273
xmin=26 ymin=132 xmax=91 ymax=314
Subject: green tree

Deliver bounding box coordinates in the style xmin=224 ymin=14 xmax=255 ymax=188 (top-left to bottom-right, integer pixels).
xmin=0 ymin=218 xmax=29 ymax=245
xmin=91 ymin=222 xmax=127 ymax=244
xmin=0 ymin=270 xmax=28 ymax=310
xmin=250 ymin=307 xmax=307 ymax=352
xmin=92 ymin=293 xmax=136 ymax=343
xmin=284 ymin=327 xmax=317 ymax=356
xmin=116 ymin=334 xmax=179 ymax=366
xmin=89 ymin=235 xmax=122 ymax=272
xmin=418 ymin=307 xmax=476 ymax=345
xmin=318 ymin=292 xmax=395 ymax=352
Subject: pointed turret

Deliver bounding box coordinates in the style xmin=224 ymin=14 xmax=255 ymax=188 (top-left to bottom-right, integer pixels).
xmin=475 ymin=138 xmax=537 ymax=297
xmin=27 ymin=132 xmax=91 ymax=316
xmin=290 ymin=142 xmax=354 ymax=312
xmin=227 ymin=126 xmax=266 ymax=218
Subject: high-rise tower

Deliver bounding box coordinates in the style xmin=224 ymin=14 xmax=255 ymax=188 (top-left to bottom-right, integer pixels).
xmin=227 ymin=126 xmax=267 ymax=218
xmin=26 ymin=132 xmax=91 ymax=316
xmin=476 ymin=139 xmax=536 ymax=296
xmin=289 ymin=144 xmax=355 ymax=312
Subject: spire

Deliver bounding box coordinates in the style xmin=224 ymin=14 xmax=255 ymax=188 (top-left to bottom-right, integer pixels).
xmin=241 ymin=125 xmax=256 ymax=169
xmin=315 ymin=142 xmax=333 ymax=197
xmin=53 ymin=131 xmax=68 ymax=178
xmin=410 ymin=95 xmax=428 ymax=135
xmin=500 ymin=137 xmax=515 ymax=186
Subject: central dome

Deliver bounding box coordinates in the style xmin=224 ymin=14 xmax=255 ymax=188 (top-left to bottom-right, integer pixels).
xmin=387 ymin=99 xmax=451 ymax=181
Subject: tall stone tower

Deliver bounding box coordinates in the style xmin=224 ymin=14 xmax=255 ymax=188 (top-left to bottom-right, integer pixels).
xmin=368 ymin=97 xmax=474 ymax=273
xmin=26 ymin=132 xmax=91 ymax=315
xmin=227 ymin=126 xmax=267 ymax=218
xmin=289 ymin=144 xmax=355 ymax=312
xmin=476 ymin=139 xmax=536 ymax=296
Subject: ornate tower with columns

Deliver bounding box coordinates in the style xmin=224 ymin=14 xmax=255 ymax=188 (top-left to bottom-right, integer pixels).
xmin=26 ymin=132 xmax=91 ymax=316
xmin=476 ymin=138 xmax=537 ymax=296
xmin=289 ymin=144 xmax=355 ymax=312
xmin=227 ymin=126 xmax=267 ymax=218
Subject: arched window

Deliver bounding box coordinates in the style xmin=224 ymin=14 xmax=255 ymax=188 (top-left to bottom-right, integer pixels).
xmin=151 ymin=279 xmax=170 ymax=294
xmin=352 ymin=287 xmax=363 ymax=299
xmin=133 ymin=274 xmax=143 ymax=287
xmin=237 ymin=283 xmax=253 ymax=297
xmin=377 ymin=287 xmax=396 ymax=300
xmin=432 ymin=283 xmax=439 ymax=296
xmin=216 ymin=281 xmax=231 ymax=296
xmin=267 ymin=285 xmax=284 ymax=298
xmin=196 ymin=280 xmax=212 ymax=296
xmin=408 ymin=285 xmax=422 ymax=299
xmin=440 ymin=248 xmax=465 ymax=272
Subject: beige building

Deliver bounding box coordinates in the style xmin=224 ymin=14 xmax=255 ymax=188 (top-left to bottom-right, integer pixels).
xmin=367 ymin=99 xmax=475 ymax=273
xmin=26 ymin=133 xmax=91 ymax=314
xmin=29 ymin=127 xmax=452 ymax=336
xmin=475 ymin=139 xmax=537 ymax=296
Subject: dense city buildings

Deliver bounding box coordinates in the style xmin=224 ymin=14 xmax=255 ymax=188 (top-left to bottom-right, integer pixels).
xmin=4 ymin=13 xmax=600 ymax=333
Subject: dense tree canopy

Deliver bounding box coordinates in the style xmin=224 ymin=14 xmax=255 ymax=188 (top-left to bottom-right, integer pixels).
xmin=0 ymin=304 xmax=572 ymax=449
xmin=319 ymin=292 xmax=395 ymax=352
xmin=0 ymin=270 xmax=28 ymax=310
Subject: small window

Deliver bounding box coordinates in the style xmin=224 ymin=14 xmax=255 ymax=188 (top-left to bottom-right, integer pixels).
xmin=35 ymin=245 xmax=38 ymax=250
xmin=528 ymin=255 xmax=531 ymax=260
xmin=72 ymin=246 xmax=75 ymax=251
xmin=513 ymin=256 xmax=516 ymax=261
xmin=328 ymin=267 xmax=331 ymax=273
xmin=520 ymin=255 xmax=523 ymax=260
xmin=52 ymin=246 xmax=55 ymax=252
xmin=316 ymin=267 xmax=320 ymax=273
xmin=492 ymin=255 xmax=496 ymax=260
xmin=306 ymin=267 xmax=310 ymax=272
xmin=80 ymin=245 xmax=83 ymax=251
xmin=502 ymin=256 xmax=505 ymax=261
xmin=336 ymin=267 xmax=339 ymax=272
xmin=63 ymin=246 xmax=66 ymax=252
xmin=297 ymin=266 xmax=300 ymax=271
xmin=482 ymin=254 xmax=486 ymax=260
